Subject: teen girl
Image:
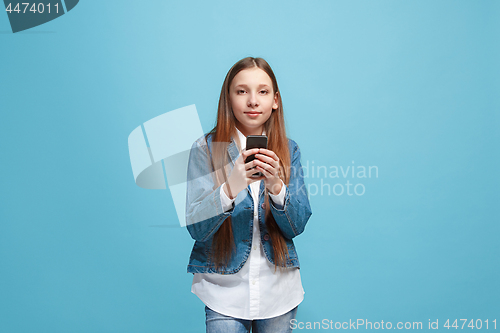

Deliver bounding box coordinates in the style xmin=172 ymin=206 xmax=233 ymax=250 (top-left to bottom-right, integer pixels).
xmin=185 ymin=57 xmax=312 ymax=333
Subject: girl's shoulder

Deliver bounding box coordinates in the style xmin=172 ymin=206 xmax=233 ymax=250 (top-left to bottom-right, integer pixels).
xmin=287 ymin=137 xmax=297 ymax=146
xmin=286 ymin=137 xmax=300 ymax=154
xmin=191 ymin=133 xmax=212 ymax=148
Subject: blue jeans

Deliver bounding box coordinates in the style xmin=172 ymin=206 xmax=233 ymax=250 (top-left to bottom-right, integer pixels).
xmin=205 ymin=306 xmax=298 ymax=333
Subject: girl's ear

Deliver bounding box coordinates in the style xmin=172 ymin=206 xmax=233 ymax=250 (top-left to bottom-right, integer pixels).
xmin=272 ymin=91 xmax=279 ymax=110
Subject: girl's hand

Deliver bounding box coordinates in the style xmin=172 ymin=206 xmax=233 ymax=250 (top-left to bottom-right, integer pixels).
xmin=253 ymin=148 xmax=283 ymax=195
xmin=224 ymin=148 xmax=265 ymax=199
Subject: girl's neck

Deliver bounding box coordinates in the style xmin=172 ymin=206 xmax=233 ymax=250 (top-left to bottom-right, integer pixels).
xmin=235 ymin=124 xmax=263 ymax=137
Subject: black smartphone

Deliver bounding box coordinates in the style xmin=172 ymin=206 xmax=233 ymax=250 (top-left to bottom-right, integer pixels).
xmin=245 ymin=135 xmax=268 ymax=177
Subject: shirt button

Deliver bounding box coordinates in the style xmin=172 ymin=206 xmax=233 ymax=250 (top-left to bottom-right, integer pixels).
xmin=252 ymin=280 xmax=256 ymax=285
xmin=263 ymin=234 xmax=270 ymax=241
xmin=253 ymin=245 xmax=257 ymax=250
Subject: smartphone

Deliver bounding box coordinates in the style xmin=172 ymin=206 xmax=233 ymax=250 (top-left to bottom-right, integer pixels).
xmin=245 ymin=135 xmax=268 ymax=177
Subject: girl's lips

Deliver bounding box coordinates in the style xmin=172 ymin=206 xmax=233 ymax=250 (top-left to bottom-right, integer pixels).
xmin=245 ymin=112 xmax=261 ymax=117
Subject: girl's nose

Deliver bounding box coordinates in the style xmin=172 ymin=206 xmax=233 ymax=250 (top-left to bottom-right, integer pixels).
xmin=247 ymin=94 xmax=259 ymax=107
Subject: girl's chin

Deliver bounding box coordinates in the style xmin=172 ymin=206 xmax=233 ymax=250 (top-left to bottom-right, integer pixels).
xmin=241 ymin=122 xmax=265 ymax=128
xmin=236 ymin=122 xmax=265 ymax=133
xmin=235 ymin=116 xmax=271 ymax=130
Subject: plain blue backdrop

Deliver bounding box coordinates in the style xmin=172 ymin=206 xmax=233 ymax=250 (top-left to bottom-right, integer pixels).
xmin=1 ymin=1 xmax=498 ymax=332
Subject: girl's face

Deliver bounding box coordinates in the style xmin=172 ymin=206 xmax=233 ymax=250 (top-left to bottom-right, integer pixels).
xmin=229 ymin=67 xmax=279 ymax=137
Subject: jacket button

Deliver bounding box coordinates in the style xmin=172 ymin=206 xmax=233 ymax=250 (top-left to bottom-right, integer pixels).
xmin=263 ymin=234 xmax=270 ymax=241
xmin=261 ymin=203 xmax=265 ymax=209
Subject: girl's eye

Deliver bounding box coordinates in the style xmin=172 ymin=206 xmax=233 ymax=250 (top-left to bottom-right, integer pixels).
xmin=260 ymin=90 xmax=269 ymax=94
xmin=237 ymin=90 xmax=246 ymax=94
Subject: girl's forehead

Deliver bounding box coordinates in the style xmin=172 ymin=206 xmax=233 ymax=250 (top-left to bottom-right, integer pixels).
xmin=232 ymin=67 xmax=272 ymax=86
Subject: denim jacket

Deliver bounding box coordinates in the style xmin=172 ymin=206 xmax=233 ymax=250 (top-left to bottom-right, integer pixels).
xmin=186 ymin=133 xmax=312 ymax=274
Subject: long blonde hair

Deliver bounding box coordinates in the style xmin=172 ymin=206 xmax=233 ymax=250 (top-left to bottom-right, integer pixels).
xmin=206 ymin=57 xmax=291 ymax=271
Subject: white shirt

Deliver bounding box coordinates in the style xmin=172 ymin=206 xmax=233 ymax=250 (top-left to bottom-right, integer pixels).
xmin=191 ymin=127 xmax=304 ymax=320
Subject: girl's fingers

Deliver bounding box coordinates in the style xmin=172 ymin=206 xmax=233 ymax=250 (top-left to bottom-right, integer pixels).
xmin=255 ymin=163 xmax=278 ymax=178
xmin=246 ymin=168 xmax=265 ymax=180
xmin=244 ymin=159 xmax=257 ymax=171
xmin=239 ymin=149 xmax=280 ymax=181
xmin=253 ymin=158 xmax=278 ymax=177
xmin=255 ymin=165 xmax=272 ymax=178
xmin=255 ymin=150 xmax=280 ymax=171
xmin=257 ymin=148 xmax=279 ymax=161
xmin=255 ymin=154 xmax=279 ymax=169
xmin=242 ymin=148 xmax=260 ymax=159
xmin=243 ymin=159 xmax=259 ymax=176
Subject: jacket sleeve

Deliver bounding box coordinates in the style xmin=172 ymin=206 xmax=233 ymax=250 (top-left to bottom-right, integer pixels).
xmin=185 ymin=138 xmax=233 ymax=242
xmin=269 ymin=141 xmax=312 ymax=239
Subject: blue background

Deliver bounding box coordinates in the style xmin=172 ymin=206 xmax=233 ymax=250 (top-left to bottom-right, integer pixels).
xmin=1 ymin=1 xmax=498 ymax=332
